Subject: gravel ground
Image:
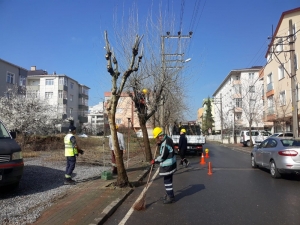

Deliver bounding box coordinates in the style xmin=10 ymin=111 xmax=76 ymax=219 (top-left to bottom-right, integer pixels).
xmin=0 ymin=157 xmax=110 ymax=225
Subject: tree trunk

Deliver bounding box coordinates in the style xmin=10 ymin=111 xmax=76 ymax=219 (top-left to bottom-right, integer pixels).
xmin=108 ymin=107 xmax=130 ymax=188
xmin=138 ymin=114 xmax=152 ymax=161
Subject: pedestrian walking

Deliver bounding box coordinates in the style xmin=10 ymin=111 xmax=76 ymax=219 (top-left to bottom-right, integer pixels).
xmin=151 ymin=127 xmax=177 ymax=204
xmin=109 ymin=125 xmax=126 ymax=175
xmin=178 ymin=128 xmax=190 ymax=167
xmin=64 ymin=125 xmax=84 ymax=185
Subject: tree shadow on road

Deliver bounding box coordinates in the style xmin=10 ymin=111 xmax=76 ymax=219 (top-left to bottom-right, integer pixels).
xmin=174 ymin=183 xmax=205 ymax=201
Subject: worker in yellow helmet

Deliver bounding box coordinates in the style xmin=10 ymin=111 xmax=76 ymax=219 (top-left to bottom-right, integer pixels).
xmin=151 ymin=127 xmax=177 ymax=204
xmin=178 ymin=128 xmax=189 ymax=167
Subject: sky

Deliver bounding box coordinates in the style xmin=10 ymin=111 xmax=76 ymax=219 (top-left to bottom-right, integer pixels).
xmin=0 ymin=0 xmax=299 ymax=120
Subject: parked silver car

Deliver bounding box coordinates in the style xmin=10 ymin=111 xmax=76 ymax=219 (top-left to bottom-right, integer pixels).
xmin=251 ymin=137 xmax=300 ymax=178
xmin=270 ymin=132 xmax=293 ymax=138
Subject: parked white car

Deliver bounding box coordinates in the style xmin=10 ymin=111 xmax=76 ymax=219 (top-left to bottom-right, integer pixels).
xmin=254 ymin=131 xmax=272 ymax=144
xmin=240 ymin=130 xmax=271 ymax=147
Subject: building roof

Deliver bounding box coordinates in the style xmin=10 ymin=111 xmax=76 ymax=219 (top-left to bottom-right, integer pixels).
xmin=265 ymin=7 xmax=300 ymax=58
xmin=0 ymin=58 xmax=28 ymax=71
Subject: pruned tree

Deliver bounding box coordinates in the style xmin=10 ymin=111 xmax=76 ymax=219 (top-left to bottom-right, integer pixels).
xmin=273 ymin=89 xmax=292 ymax=133
xmin=241 ymin=78 xmax=264 ymax=146
xmin=104 ymin=30 xmax=143 ymax=187
xmin=0 ymin=85 xmax=64 ymax=148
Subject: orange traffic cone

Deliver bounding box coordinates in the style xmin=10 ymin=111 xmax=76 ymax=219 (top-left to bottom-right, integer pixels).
xmin=200 ymin=153 xmax=206 ymax=164
xmin=208 ymin=162 xmax=213 ymax=175
xmin=205 ymin=148 xmax=210 ymax=158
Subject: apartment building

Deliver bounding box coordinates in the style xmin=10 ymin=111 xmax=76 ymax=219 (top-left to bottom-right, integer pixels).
xmin=261 ymin=7 xmax=300 ymax=134
xmin=0 ymin=58 xmax=27 ymax=96
xmin=86 ymin=102 xmax=106 ymax=135
xmin=212 ymin=67 xmax=264 ymax=135
xmin=104 ymin=92 xmax=153 ymax=131
xmin=26 ymin=66 xmax=89 ymax=132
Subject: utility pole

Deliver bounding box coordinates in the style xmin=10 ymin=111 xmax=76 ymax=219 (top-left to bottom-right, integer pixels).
xmin=160 ymin=32 xmax=192 ymax=131
xmin=289 ymin=19 xmax=298 ymax=138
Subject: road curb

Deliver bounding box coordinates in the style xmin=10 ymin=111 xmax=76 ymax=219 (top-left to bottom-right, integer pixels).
xmin=96 ymin=166 xmax=151 ymax=225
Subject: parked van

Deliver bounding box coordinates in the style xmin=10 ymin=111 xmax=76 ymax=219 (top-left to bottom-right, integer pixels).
xmin=240 ymin=130 xmax=271 ymax=147
xmin=0 ymin=119 xmax=24 ymax=189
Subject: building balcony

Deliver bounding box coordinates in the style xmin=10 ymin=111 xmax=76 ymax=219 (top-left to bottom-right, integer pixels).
xmin=58 ymin=98 xmax=68 ymax=104
xmin=78 ymin=115 xmax=88 ymax=123
xmin=58 ymin=85 xmax=68 ymax=91
xmin=79 ymin=104 xmax=89 ymax=110
xmin=79 ymin=93 xmax=88 ymax=99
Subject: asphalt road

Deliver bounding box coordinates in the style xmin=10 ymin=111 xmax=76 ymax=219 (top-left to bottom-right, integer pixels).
xmin=104 ymin=142 xmax=300 ymax=225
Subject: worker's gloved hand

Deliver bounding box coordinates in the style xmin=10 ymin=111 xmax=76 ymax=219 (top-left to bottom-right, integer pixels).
xmin=151 ymin=159 xmax=155 ymax=165
xmin=78 ymin=149 xmax=84 ymax=155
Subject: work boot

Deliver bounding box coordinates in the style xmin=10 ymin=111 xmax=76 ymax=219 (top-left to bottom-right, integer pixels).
xmin=64 ymin=178 xmax=76 ymax=185
xmin=163 ymin=195 xmax=175 ymax=204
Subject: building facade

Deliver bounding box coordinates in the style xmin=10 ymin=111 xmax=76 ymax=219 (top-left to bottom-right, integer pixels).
xmin=26 ymin=66 xmax=89 ymax=132
xmin=212 ymin=67 xmax=264 ymax=135
xmin=0 ymin=58 xmax=27 ymax=96
xmin=261 ymin=7 xmax=300 ymax=134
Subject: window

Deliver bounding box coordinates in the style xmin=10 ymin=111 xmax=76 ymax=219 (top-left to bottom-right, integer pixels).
xmin=6 ymin=72 xmax=14 ymax=84
xmin=116 ymin=119 xmax=122 ymax=124
xmin=267 ymin=96 xmax=274 ymax=114
xmin=71 ymin=82 xmax=74 ymax=89
xmin=284 ymin=133 xmax=293 ymax=137
xmin=267 ymin=73 xmax=273 ymax=91
xmin=279 ymin=91 xmax=286 ymax=106
xmin=235 ymin=75 xmax=240 ymax=80
xmin=249 ymin=73 xmax=254 ymax=79
xmin=64 ymin=78 xmax=68 ymax=86
xmin=19 ymin=76 xmax=26 ymax=86
xmin=59 ymin=77 xmax=64 ymax=85
xmin=235 ymin=85 xmax=241 ymax=94
xmin=45 ymin=79 xmax=54 ymax=85
xmin=249 ymin=86 xmax=255 ymax=93
xmin=58 ymin=90 xmax=63 ymax=98
xmin=267 ymin=139 xmax=277 ymax=148
xmin=45 ymin=92 xmax=53 ymax=99
xmin=236 ymin=113 xmax=242 ymax=120
xmin=278 ymin=65 xmax=284 ymax=80
xmin=236 ymin=98 xmax=242 ymax=108
xmin=70 ymin=94 xmax=73 ymax=101
xmin=276 ymin=38 xmax=283 ymax=52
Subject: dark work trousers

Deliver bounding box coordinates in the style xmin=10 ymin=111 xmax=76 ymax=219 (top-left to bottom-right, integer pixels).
xmin=164 ymin=174 xmax=174 ymax=198
xmin=111 ymin=150 xmax=123 ymax=174
xmin=66 ymin=156 xmax=76 ymax=176
xmin=179 ymin=149 xmax=188 ymax=165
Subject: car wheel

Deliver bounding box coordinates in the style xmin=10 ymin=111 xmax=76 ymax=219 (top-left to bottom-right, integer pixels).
xmin=251 ymin=155 xmax=257 ymax=168
xmin=246 ymin=140 xmax=250 ymax=147
xmin=270 ymin=160 xmax=281 ymax=178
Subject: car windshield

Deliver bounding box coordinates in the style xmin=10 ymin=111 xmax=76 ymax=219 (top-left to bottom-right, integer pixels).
xmin=280 ymin=139 xmax=300 ymax=147
xmin=260 ymin=131 xmax=271 ymax=136
xmin=0 ymin=122 xmax=11 ymax=139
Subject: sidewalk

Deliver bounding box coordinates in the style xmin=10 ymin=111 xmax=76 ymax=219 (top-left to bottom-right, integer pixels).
xmin=32 ymin=153 xmax=150 ymax=225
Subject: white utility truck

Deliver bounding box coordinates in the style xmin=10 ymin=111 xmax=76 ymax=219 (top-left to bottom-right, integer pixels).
xmin=171 ymin=121 xmax=206 ymax=155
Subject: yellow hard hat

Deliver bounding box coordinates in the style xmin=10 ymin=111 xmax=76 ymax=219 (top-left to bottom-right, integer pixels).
xmin=180 ymin=128 xmax=186 ymax=133
xmin=142 ymin=89 xmax=148 ymax=94
xmin=153 ymin=127 xmax=163 ymax=138
xmin=115 ymin=125 xmax=119 ymax=129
